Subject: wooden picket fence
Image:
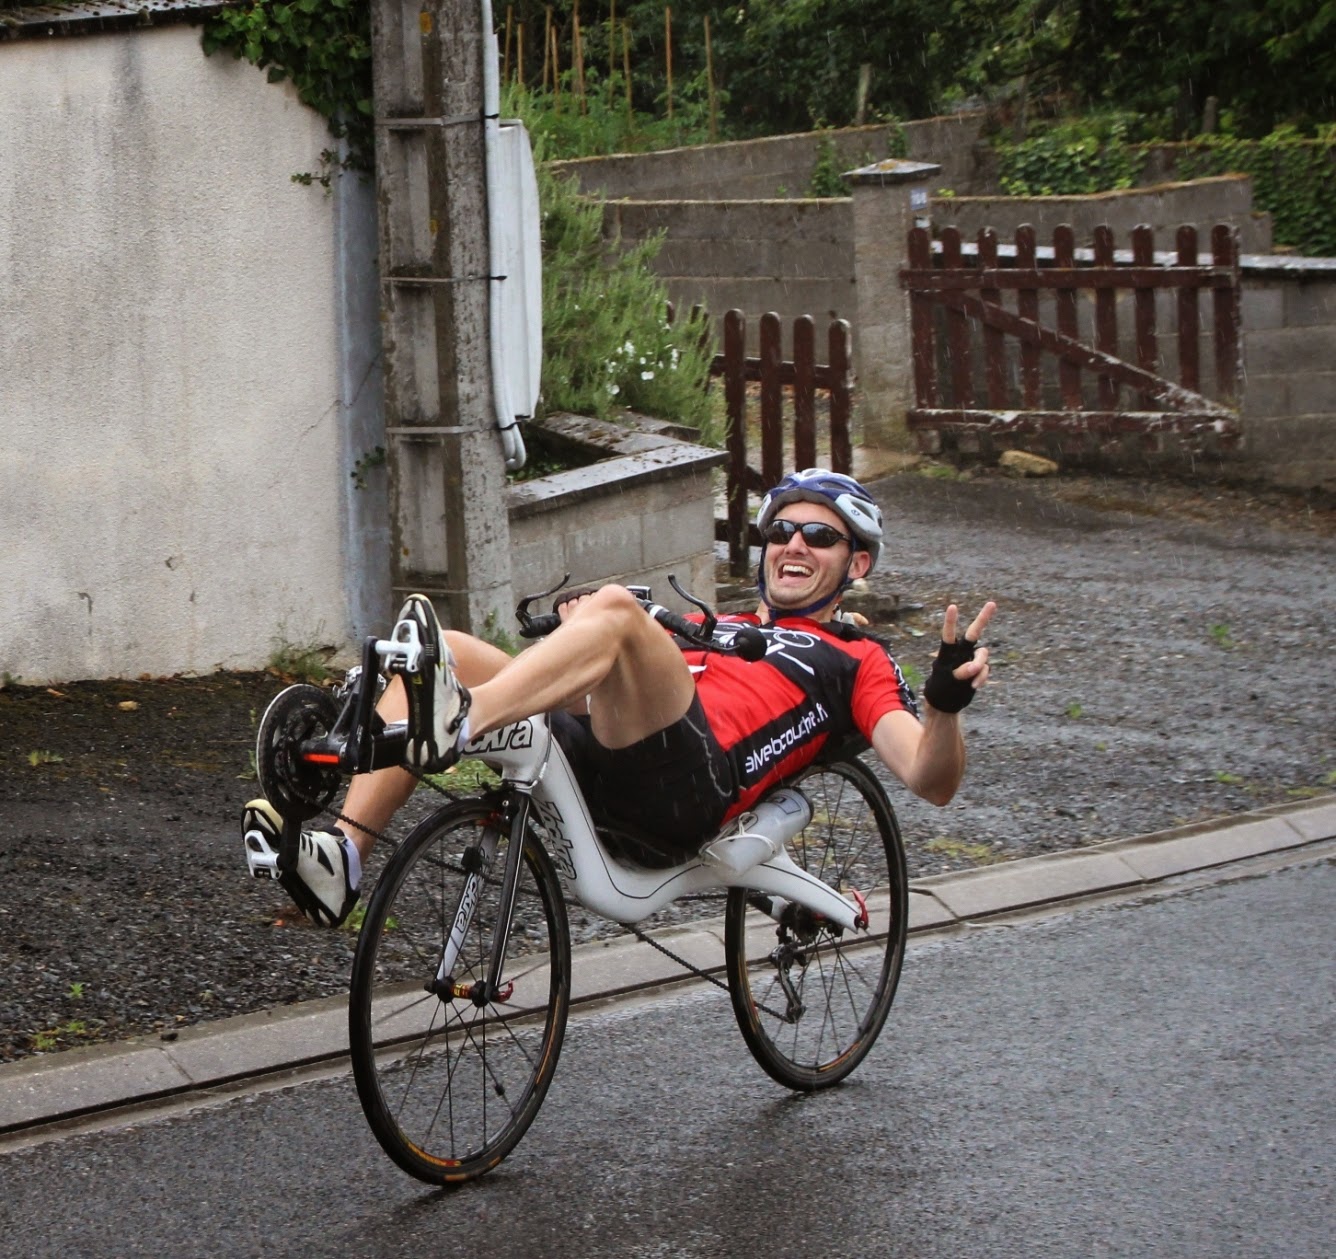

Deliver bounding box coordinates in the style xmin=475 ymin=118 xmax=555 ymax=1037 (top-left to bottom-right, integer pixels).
xmin=709 ymin=309 xmax=855 ymax=577
xmin=900 ymin=222 xmax=1242 ymax=457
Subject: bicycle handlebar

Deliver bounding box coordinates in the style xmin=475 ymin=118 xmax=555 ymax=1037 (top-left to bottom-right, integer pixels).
xmin=514 ymin=577 xmax=766 ymax=661
xmin=644 ymin=601 xmax=768 ymax=661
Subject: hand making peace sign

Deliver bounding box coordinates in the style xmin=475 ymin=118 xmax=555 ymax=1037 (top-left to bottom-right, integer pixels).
xmin=923 ymin=600 xmax=997 ymax=713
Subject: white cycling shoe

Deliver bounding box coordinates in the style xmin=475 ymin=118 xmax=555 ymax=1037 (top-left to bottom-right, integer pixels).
xmin=394 ymin=593 xmax=471 ymax=773
xmin=243 ymin=798 xmax=360 ymax=928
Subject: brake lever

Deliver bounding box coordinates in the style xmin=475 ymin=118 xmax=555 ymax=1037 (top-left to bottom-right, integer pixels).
xmin=516 ymin=574 xmax=571 ymax=637
xmin=668 ymin=574 xmax=717 ymax=640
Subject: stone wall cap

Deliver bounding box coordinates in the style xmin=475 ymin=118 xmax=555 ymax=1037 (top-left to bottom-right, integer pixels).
xmin=844 ymin=158 xmax=942 ymax=187
xmin=508 ymin=414 xmax=725 ymax=519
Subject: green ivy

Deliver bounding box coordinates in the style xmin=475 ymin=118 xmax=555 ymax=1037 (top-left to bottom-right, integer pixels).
xmin=994 ymin=114 xmax=1147 ymax=196
xmin=1170 ymin=127 xmax=1336 ymax=258
xmin=202 ymin=0 xmax=374 ymax=183
xmin=994 ymin=116 xmax=1336 ymax=257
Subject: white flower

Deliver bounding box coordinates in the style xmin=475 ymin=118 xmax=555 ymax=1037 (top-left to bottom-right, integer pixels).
xmin=608 ymin=383 xmax=621 ymax=396
xmin=640 ymin=370 xmax=655 ymax=381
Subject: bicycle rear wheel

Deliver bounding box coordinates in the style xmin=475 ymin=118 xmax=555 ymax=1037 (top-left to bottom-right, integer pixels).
xmin=348 ymin=797 xmax=571 ymax=1184
xmin=724 ymin=756 xmax=908 ymax=1090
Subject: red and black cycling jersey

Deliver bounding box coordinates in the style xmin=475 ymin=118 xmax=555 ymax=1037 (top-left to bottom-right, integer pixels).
xmin=679 ymin=613 xmax=918 ymax=820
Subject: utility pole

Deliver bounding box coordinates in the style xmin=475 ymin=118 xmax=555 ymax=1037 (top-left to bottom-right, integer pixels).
xmin=371 ymin=0 xmax=515 ymax=634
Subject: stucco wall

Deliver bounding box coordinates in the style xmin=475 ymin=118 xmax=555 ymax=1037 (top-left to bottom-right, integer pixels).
xmin=0 ymin=24 xmax=353 ymax=683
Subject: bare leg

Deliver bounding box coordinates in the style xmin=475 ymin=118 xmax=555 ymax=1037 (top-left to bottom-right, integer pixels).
xmin=337 ymin=591 xmax=693 ymax=858
xmin=337 ymin=630 xmax=514 ymax=860
xmin=465 ymin=585 xmax=696 ymax=750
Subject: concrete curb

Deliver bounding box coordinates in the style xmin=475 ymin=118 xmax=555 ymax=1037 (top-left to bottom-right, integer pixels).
xmin=2 ymin=797 xmax=1332 ymax=1138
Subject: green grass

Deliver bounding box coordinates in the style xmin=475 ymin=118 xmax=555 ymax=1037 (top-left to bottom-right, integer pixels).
xmin=900 ymin=661 xmax=925 ymax=692
xmin=423 ymin=758 xmax=502 ymax=795
xmin=924 ymin=836 xmax=1002 ymax=865
xmin=267 ymin=628 xmax=335 ymax=683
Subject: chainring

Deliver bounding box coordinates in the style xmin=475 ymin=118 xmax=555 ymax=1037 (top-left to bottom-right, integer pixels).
xmin=255 ymin=683 xmax=343 ymax=822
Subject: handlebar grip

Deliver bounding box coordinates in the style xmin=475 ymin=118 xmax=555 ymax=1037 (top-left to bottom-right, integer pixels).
xmin=522 ymin=600 xmax=767 ymax=661
xmin=647 ymin=603 xmax=704 ymax=643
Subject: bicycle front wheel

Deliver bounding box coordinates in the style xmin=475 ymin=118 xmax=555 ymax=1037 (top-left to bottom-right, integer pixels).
xmin=724 ymin=757 xmax=908 ymax=1090
xmin=348 ymin=797 xmax=571 ymax=1185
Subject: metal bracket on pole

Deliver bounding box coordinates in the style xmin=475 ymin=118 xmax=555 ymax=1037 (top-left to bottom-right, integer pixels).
xmin=370 ymin=0 xmax=516 ymax=634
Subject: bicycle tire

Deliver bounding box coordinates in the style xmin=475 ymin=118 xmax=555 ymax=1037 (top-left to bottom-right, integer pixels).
xmin=724 ymin=756 xmax=908 ymax=1090
xmin=349 ymin=797 xmax=571 ymax=1184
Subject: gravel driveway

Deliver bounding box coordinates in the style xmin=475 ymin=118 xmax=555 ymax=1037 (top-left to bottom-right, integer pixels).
xmin=1 ymin=469 xmax=1331 ymax=1063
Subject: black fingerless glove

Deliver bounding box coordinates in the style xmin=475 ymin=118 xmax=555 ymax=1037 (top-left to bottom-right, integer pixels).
xmin=922 ymin=637 xmax=978 ymax=714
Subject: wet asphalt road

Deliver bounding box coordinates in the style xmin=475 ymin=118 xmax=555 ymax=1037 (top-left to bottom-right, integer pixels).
xmin=1 ymin=855 xmax=1330 ymax=1259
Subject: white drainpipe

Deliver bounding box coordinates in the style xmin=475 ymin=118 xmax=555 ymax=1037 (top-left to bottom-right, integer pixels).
xmin=480 ymin=0 xmax=527 ymax=471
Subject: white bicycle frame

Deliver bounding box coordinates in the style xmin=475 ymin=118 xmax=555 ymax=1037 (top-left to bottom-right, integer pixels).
xmin=461 ymin=712 xmax=862 ymax=931
xmin=365 ymin=623 xmax=865 ymax=995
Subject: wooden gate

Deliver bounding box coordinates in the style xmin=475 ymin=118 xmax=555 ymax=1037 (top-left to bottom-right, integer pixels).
xmin=709 ymin=309 xmax=855 ymax=576
xmin=899 ymin=224 xmax=1242 ymax=457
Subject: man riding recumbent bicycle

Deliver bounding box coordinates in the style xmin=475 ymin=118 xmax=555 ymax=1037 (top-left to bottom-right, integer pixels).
xmin=242 ymin=468 xmax=996 ymax=1184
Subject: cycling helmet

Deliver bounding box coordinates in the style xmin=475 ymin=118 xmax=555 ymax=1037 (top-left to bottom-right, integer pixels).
xmin=756 ymin=468 xmax=883 ymax=570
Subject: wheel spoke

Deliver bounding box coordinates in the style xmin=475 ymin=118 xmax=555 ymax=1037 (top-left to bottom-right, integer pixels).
xmin=348 ymin=799 xmax=570 ymax=1184
xmin=725 ymin=758 xmax=908 ymax=1089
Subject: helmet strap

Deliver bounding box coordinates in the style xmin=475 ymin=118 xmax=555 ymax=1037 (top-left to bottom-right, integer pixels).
xmin=756 ymin=547 xmax=855 ymax=622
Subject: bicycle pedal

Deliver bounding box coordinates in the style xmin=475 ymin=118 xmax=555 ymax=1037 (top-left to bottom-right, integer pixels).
xmin=387 ymin=614 xmax=429 ymax=675
xmin=244 ymin=827 xmax=281 ymax=879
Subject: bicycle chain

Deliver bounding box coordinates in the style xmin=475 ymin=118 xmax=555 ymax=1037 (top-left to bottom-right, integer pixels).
xmin=283 ymin=761 xmax=450 ymax=856
xmin=624 ymin=919 xmax=794 ymax=1023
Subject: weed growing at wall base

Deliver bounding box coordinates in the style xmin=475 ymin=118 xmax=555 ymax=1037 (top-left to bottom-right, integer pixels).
xmin=267 ymin=628 xmax=335 ymax=684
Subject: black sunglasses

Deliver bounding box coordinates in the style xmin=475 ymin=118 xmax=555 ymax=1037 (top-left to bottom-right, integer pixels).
xmin=763 ymin=519 xmax=853 ymax=549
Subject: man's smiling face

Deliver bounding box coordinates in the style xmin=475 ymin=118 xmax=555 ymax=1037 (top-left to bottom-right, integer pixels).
xmin=761 ymin=500 xmax=870 ymax=620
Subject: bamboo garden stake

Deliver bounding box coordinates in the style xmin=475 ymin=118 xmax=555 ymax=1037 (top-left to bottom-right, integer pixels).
xmin=573 ymin=4 xmax=586 ymax=113
xmin=665 ymin=5 xmax=674 ymax=119
xmin=541 ymin=5 xmax=551 ymax=92
xmin=704 ymin=14 xmax=717 ymax=140
xmin=622 ymin=20 xmax=633 ymax=120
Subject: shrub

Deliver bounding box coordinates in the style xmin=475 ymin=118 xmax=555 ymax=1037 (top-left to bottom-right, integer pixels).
xmin=533 ymin=154 xmax=718 ymax=437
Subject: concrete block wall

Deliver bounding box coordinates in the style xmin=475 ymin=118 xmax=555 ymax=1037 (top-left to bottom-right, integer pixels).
xmin=552 ymin=112 xmax=989 ymax=202
xmin=603 ymin=199 xmax=855 ymax=350
xmin=507 ymin=415 xmax=726 ymax=611
xmin=1239 ymin=262 xmax=1336 ymax=490
xmin=931 ymin=176 xmax=1273 ymax=254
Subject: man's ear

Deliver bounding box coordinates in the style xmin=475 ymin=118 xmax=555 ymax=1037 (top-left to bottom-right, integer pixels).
xmin=848 ymin=549 xmax=872 ymax=581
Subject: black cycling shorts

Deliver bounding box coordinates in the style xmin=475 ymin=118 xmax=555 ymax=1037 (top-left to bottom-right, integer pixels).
xmin=550 ymin=694 xmax=736 ymax=862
